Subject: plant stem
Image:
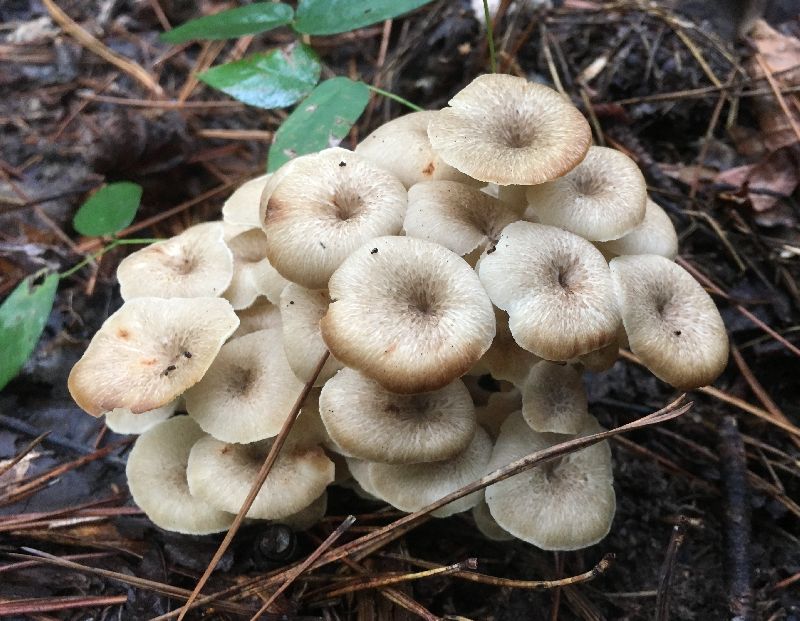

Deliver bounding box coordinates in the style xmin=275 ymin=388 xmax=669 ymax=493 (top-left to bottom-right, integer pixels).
xmin=59 ymin=238 xmax=161 ymax=279
xmin=483 ymin=0 xmax=497 ymax=73
xmin=366 ymin=85 xmax=423 ymax=112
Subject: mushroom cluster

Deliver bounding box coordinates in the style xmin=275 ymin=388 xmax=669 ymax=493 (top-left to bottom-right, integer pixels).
xmin=68 ymin=74 xmax=728 ymax=549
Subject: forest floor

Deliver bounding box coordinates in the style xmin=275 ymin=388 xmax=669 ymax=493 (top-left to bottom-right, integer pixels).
xmin=1 ymin=0 xmax=799 ymax=619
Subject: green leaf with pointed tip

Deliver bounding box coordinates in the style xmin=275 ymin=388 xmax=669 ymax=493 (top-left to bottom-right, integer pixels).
xmin=161 ymin=3 xmax=294 ymax=43
xmin=267 ymin=78 xmax=370 ymax=171
xmin=0 ymin=273 xmax=59 ymax=391
xmin=199 ymin=44 xmax=321 ymax=109
xmin=294 ymin=0 xmax=434 ymax=35
xmin=73 ymin=182 xmax=142 ymax=238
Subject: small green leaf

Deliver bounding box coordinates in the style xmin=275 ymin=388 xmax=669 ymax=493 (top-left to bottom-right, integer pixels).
xmin=199 ymin=44 xmax=321 ymax=109
xmin=268 ymin=78 xmax=370 ymax=171
xmin=294 ymin=0 xmax=434 ymax=35
xmin=0 ymin=273 xmax=59 ymax=391
xmin=73 ymin=182 xmax=142 ymax=238
xmin=161 ymin=3 xmax=294 ymax=43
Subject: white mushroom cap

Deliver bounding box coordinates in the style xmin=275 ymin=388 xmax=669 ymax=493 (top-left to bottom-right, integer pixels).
xmin=472 ymin=307 xmax=540 ymax=387
xmin=343 ymin=457 xmax=381 ymax=499
xmin=104 ymin=399 xmax=178 ymax=435
xmin=475 ymin=390 xmax=521 ymax=439
xmin=223 ymin=229 xmax=289 ymax=309
xmin=321 ymin=236 xmax=496 ymax=394
xmin=117 ymin=223 xmax=234 ymax=300
xmin=404 ymin=181 xmax=520 ymax=258
xmin=609 ymin=254 xmax=729 ymax=389
xmin=280 ymin=492 xmax=327 ymax=531
xmin=355 ymin=111 xmax=477 ymax=188
xmin=596 ymin=198 xmax=678 ymax=260
xmin=186 ymin=436 xmax=335 ymax=520
xmin=472 ymin=498 xmax=514 ymax=541
xmin=68 ymin=297 xmax=239 ymax=416
xmin=368 ymin=425 xmax=493 ymax=518
xmin=184 ymin=328 xmax=304 ymax=443
xmin=427 ymin=74 xmax=591 ymax=185
xmin=521 ymin=362 xmax=588 ymax=434
xmin=126 ymin=417 xmax=234 ymax=534
xmin=525 ymin=146 xmax=647 ymax=242
xmin=486 ymin=412 xmax=615 ymax=551
xmin=222 ymin=174 xmax=272 ymax=229
xmin=478 ymin=222 xmax=620 ymax=361
xmin=263 ymin=148 xmax=407 ymax=290
xmin=280 ymin=284 xmax=343 ymax=386
xmin=232 ymin=298 xmax=282 ymax=339
xmin=319 ymin=368 xmax=476 ymax=464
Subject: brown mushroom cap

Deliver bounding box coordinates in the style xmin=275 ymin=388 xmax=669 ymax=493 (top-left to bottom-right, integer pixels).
xmin=186 ymin=436 xmax=334 ymax=520
xmin=596 ymin=198 xmax=678 ymax=260
xmin=104 ymin=399 xmax=178 ymax=435
xmin=263 ymin=148 xmax=407 ymax=290
xmin=126 ymin=417 xmax=234 ymax=534
xmin=427 ymin=74 xmax=591 ymax=185
xmin=223 ymin=228 xmax=289 ymax=309
xmin=321 ymin=236 xmax=496 ymax=394
xmin=319 ymin=368 xmax=476 ymax=464
xmin=478 ymin=222 xmax=620 ymax=361
xmin=68 ymin=297 xmax=239 ymax=416
xmin=525 ymin=146 xmax=648 ymax=242
xmin=404 ymin=181 xmax=519 ymax=258
xmin=117 ymin=223 xmax=234 ymax=300
xmin=222 ymin=174 xmax=271 ymax=229
xmin=609 ymin=254 xmax=729 ymax=389
xmin=521 ymin=362 xmax=588 ymax=434
xmin=184 ymin=328 xmax=304 ymax=443
xmin=354 ymin=111 xmax=477 ymax=188
xmin=486 ymin=412 xmax=615 ymax=551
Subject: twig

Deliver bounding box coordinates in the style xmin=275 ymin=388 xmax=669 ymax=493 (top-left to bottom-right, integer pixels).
xmin=0 ymin=432 xmax=48 ymax=478
xmin=0 ymin=595 xmax=128 ymax=615
xmin=483 ymin=0 xmax=498 ymax=73
xmin=655 ymin=516 xmax=689 ymax=621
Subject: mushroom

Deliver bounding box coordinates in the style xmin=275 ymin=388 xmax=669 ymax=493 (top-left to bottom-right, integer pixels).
xmin=232 ymin=298 xmax=282 ymax=339
xmin=280 ymin=284 xmax=343 ymax=386
xmin=262 ymin=147 xmax=407 ymax=290
xmin=321 ymin=236 xmax=496 ymax=394
xmin=104 ymin=398 xmax=178 ymax=435
xmin=472 ymin=498 xmax=514 ymax=541
xmin=525 ymin=146 xmax=647 ymax=242
xmin=485 ymin=411 xmax=615 ymax=551
xmin=354 ymin=111 xmax=477 ymax=188
xmin=318 ymin=368 xmax=476 ymax=464
xmin=117 ymin=223 xmax=234 ymax=300
xmin=427 ymin=74 xmax=591 ymax=185
xmin=609 ymin=254 xmax=729 ymax=389
xmin=521 ymin=362 xmax=587 ymax=434
xmin=475 ymin=389 xmax=521 ymax=439
xmin=595 ymin=198 xmax=678 ymax=260
xmin=280 ymin=492 xmax=327 ymax=531
xmin=223 ymin=228 xmax=289 ymax=309
xmin=184 ymin=328 xmax=304 ymax=443
xmin=577 ymin=339 xmax=620 ymax=373
xmin=222 ymin=174 xmax=271 ymax=229
xmin=68 ymin=297 xmax=239 ymax=416
xmin=471 ymin=307 xmax=540 ymax=387
xmin=126 ymin=416 xmax=234 ymax=534
xmin=478 ymin=222 xmax=620 ymax=361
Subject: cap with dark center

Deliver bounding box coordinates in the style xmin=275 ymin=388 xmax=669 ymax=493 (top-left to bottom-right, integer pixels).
xmin=610 ymin=254 xmax=729 ymax=389
xmin=319 ymin=368 xmax=476 ymax=464
xmin=224 ymin=228 xmax=289 ymax=309
xmin=321 ymin=236 xmax=496 ymax=394
xmin=355 ymin=111 xmax=477 ymax=188
xmin=104 ymin=399 xmax=178 ymax=435
xmin=263 ymin=148 xmax=407 ymax=290
xmin=427 ymin=74 xmax=591 ymax=185
xmin=525 ymin=146 xmax=647 ymax=242
xmin=596 ymin=198 xmax=678 ymax=260
xmin=117 ymin=223 xmax=233 ymax=300
xmin=486 ymin=411 xmax=615 ymax=551
xmin=126 ymin=416 xmax=234 ymax=534
xmin=521 ymin=362 xmax=587 ymax=434
xmin=68 ymin=297 xmax=239 ymax=416
xmin=222 ymin=174 xmax=271 ymax=229
xmin=478 ymin=222 xmax=620 ymax=361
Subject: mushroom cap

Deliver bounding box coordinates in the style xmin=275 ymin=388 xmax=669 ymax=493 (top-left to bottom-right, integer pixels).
xmin=223 ymin=228 xmax=289 ymax=309
xmin=525 ymin=146 xmax=647 ymax=242
xmin=368 ymin=425 xmax=493 ymax=517
xmin=126 ymin=417 xmax=234 ymax=534
xmin=475 ymin=390 xmax=521 ymax=439
xmin=427 ymin=74 xmax=591 ymax=185
xmin=280 ymin=284 xmax=343 ymax=386
xmin=68 ymin=297 xmax=239 ymax=416
xmin=319 ymin=368 xmax=476 ymax=464
xmin=263 ymin=148 xmax=407 ymax=290
xmin=321 ymin=236 xmax=496 ymax=394
xmin=187 ymin=436 xmax=335 ymax=520
xmin=472 ymin=307 xmax=540 ymax=387
xmin=104 ymin=399 xmax=178 ymax=435
xmin=184 ymin=328 xmax=304 ymax=443
xmin=355 ymin=111 xmax=477 ymax=188
xmin=609 ymin=254 xmax=729 ymax=389
xmin=117 ymin=223 xmax=234 ymax=300
xmin=343 ymin=456 xmax=382 ymax=499
xmin=577 ymin=339 xmax=619 ymax=372
xmin=486 ymin=412 xmax=615 ymax=551
xmin=596 ymin=198 xmax=678 ymax=260
xmin=232 ymin=298 xmax=282 ymax=339
xmin=472 ymin=498 xmax=514 ymax=541
xmin=478 ymin=222 xmax=620 ymax=361
xmin=404 ymin=181 xmax=520 ymax=258
xmin=222 ymin=174 xmax=271 ymax=229
xmin=280 ymin=492 xmax=327 ymax=531
xmin=496 ymin=184 xmax=529 ymax=213
xmin=521 ymin=362 xmax=588 ymax=434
